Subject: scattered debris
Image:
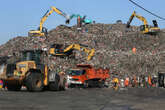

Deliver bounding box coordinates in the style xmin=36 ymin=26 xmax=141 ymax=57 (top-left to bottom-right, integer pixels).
xmin=0 ymin=23 xmax=165 ymax=77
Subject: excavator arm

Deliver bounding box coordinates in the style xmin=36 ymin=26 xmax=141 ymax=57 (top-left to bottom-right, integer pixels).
xmin=69 ymin=14 xmax=92 ymax=24
xmin=28 ymin=6 xmax=70 ymax=37
xmin=49 ymin=44 xmax=95 ymax=61
xmin=126 ymin=11 xmax=148 ymax=28
xmin=63 ymin=44 xmax=95 ymax=60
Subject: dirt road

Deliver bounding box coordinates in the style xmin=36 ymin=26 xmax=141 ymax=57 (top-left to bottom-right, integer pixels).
xmin=0 ymin=88 xmax=165 ymax=110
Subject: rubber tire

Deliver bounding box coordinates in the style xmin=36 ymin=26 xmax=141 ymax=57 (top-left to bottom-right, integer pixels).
xmin=49 ymin=74 xmax=60 ymax=91
xmin=84 ymin=81 xmax=88 ymax=88
xmin=25 ymin=72 xmax=44 ymax=92
xmin=98 ymin=81 xmax=104 ymax=88
xmin=6 ymin=84 xmax=21 ymax=91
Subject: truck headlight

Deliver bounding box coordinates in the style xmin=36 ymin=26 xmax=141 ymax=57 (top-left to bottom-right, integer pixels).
xmin=67 ymin=76 xmax=72 ymax=79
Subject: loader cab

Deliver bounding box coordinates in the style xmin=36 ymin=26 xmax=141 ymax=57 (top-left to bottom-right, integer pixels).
xmin=21 ymin=50 xmax=43 ymax=64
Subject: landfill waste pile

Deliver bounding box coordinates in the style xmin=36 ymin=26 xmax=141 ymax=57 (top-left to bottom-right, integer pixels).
xmin=0 ymin=23 xmax=165 ymax=76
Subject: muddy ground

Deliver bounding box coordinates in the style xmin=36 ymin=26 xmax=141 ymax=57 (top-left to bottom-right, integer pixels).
xmin=0 ymin=88 xmax=165 ymax=110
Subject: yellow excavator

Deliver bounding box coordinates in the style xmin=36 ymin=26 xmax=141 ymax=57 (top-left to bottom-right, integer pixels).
xmin=126 ymin=11 xmax=160 ymax=34
xmin=28 ymin=6 xmax=70 ymax=37
xmin=49 ymin=44 xmax=95 ymax=61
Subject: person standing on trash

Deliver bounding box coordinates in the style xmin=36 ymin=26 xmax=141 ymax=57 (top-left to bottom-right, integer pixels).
xmin=77 ymin=16 xmax=82 ymax=28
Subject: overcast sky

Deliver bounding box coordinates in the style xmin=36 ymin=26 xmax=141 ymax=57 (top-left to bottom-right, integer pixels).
xmin=0 ymin=0 xmax=165 ymax=44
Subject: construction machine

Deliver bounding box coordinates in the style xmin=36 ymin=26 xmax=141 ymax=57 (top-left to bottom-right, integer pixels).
xmin=66 ymin=64 xmax=110 ymax=88
xmin=28 ymin=6 xmax=70 ymax=37
xmin=0 ymin=50 xmax=66 ymax=92
xmin=69 ymin=14 xmax=93 ymax=27
xmin=49 ymin=44 xmax=95 ymax=61
xmin=69 ymin=14 xmax=93 ymax=24
xmin=126 ymin=11 xmax=160 ymax=34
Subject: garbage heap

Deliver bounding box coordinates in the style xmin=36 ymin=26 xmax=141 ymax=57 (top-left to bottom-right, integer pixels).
xmin=0 ymin=23 xmax=165 ymax=76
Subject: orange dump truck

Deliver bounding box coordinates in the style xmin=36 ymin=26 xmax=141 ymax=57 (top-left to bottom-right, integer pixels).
xmin=67 ymin=64 xmax=110 ymax=88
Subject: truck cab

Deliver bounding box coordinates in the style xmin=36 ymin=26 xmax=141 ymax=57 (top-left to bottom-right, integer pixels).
xmin=66 ymin=64 xmax=110 ymax=88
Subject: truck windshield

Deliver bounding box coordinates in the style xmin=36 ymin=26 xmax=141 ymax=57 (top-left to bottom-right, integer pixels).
xmin=68 ymin=70 xmax=85 ymax=76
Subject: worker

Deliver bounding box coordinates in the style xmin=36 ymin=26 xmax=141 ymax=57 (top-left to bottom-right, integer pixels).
xmin=0 ymin=80 xmax=3 ymax=89
xmin=132 ymin=47 xmax=136 ymax=54
xmin=120 ymin=78 xmax=125 ymax=88
xmin=77 ymin=16 xmax=82 ymax=27
xmin=151 ymin=75 xmax=157 ymax=87
xmin=112 ymin=77 xmax=119 ymax=90
xmin=124 ymin=77 xmax=130 ymax=87
xmin=148 ymin=75 xmax=152 ymax=88
xmin=137 ymin=76 xmax=140 ymax=87
xmin=132 ymin=75 xmax=137 ymax=87
xmin=145 ymin=76 xmax=148 ymax=88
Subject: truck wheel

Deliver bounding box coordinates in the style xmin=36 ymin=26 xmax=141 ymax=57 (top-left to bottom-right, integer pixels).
xmin=6 ymin=84 xmax=21 ymax=91
xmin=98 ymin=81 xmax=104 ymax=88
xmin=25 ymin=72 xmax=44 ymax=92
xmin=49 ymin=74 xmax=60 ymax=91
xmin=84 ymin=81 xmax=88 ymax=88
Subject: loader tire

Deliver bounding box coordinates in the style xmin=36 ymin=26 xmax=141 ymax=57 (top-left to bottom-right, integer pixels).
xmin=49 ymin=74 xmax=60 ymax=91
xmin=25 ymin=72 xmax=44 ymax=92
xmin=6 ymin=84 xmax=21 ymax=91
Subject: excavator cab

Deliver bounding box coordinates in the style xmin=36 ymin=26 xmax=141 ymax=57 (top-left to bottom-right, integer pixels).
xmin=139 ymin=25 xmax=149 ymax=32
xmin=49 ymin=44 xmax=73 ymax=56
xmin=28 ymin=27 xmax=48 ymax=37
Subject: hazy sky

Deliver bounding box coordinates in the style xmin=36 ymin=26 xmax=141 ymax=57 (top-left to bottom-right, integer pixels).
xmin=0 ymin=0 xmax=165 ymax=44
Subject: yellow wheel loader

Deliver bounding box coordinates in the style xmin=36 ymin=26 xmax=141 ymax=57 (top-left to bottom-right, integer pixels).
xmin=126 ymin=11 xmax=160 ymax=34
xmin=0 ymin=50 xmax=66 ymax=92
xmin=49 ymin=44 xmax=95 ymax=61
